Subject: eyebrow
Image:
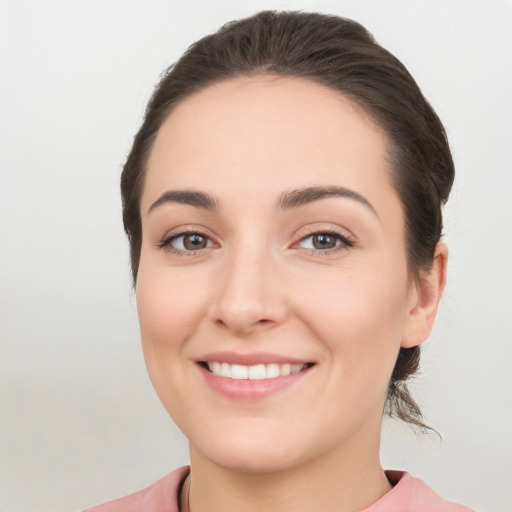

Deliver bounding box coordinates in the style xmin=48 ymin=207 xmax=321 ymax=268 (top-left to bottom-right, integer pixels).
xmin=276 ymin=186 xmax=377 ymax=215
xmin=148 ymin=190 xmax=219 ymax=214
xmin=147 ymin=185 xmax=376 ymax=217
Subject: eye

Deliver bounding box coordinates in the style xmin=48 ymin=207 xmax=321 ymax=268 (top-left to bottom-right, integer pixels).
xmin=298 ymin=231 xmax=353 ymax=252
xmin=160 ymin=231 xmax=214 ymax=253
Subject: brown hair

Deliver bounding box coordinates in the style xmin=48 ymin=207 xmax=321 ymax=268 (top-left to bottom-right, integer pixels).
xmin=121 ymin=10 xmax=454 ymax=429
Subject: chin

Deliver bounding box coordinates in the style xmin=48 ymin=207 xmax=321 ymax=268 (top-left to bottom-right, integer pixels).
xmin=199 ymin=443 xmax=303 ymax=474
xmin=188 ymin=421 xmax=312 ymax=474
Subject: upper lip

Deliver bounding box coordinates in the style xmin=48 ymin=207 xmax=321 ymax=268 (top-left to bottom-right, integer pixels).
xmin=198 ymin=351 xmax=313 ymax=366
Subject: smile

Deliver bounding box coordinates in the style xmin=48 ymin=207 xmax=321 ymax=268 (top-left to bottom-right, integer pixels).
xmin=197 ymin=353 xmax=315 ymax=400
xmin=204 ymin=362 xmax=310 ymax=380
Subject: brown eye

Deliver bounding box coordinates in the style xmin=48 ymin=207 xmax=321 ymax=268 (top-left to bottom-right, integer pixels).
xmin=181 ymin=233 xmax=208 ymax=250
xmin=312 ymin=233 xmax=338 ymax=249
xmin=163 ymin=232 xmax=214 ymax=252
xmin=297 ymin=231 xmax=353 ymax=253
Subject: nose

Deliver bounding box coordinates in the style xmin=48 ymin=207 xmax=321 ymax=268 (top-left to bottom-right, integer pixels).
xmin=207 ymin=247 xmax=288 ymax=336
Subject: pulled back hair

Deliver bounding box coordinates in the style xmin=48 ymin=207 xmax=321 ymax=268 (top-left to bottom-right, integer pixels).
xmin=121 ymin=11 xmax=454 ymax=430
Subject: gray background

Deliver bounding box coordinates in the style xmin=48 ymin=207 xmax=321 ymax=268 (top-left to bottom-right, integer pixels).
xmin=1 ymin=1 xmax=511 ymax=511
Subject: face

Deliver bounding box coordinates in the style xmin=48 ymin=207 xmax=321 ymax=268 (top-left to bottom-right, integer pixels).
xmin=136 ymin=76 xmax=420 ymax=473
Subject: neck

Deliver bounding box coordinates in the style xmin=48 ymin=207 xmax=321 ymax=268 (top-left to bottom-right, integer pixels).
xmin=186 ymin=429 xmax=392 ymax=512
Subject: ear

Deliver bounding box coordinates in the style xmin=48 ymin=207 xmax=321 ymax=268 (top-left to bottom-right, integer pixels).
xmin=401 ymin=241 xmax=448 ymax=348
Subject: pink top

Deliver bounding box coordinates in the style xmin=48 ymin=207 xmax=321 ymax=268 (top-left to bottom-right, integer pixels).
xmin=83 ymin=466 xmax=474 ymax=512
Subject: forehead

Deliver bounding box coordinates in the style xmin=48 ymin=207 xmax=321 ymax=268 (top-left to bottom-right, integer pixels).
xmin=142 ymin=76 xmax=394 ymax=213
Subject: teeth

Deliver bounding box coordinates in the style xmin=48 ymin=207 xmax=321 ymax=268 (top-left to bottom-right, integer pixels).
xmin=266 ymin=363 xmax=280 ymax=378
xmin=230 ymin=364 xmax=248 ymax=380
xmin=248 ymin=364 xmax=266 ymax=380
xmin=206 ymin=362 xmax=309 ymax=379
xmin=290 ymin=364 xmax=303 ymax=375
xmin=220 ymin=362 xmax=230 ymax=378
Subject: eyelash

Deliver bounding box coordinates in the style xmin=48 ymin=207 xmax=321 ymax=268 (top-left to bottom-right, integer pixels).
xmin=296 ymin=229 xmax=355 ymax=255
xmin=158 ymin=230 xmax=214 ymax=256
xmin=158 ymin=228 xmax=354 ymax=256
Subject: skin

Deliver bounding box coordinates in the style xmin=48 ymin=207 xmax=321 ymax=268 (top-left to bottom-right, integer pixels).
xmin=136 ymin=76 xmax=447 ymax=512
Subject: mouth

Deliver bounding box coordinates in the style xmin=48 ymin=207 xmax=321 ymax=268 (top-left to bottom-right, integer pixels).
xmin=199 ymin=361 xmax=315 ymax=380
xmin=196 ymin=352 xmax=316 ymax=400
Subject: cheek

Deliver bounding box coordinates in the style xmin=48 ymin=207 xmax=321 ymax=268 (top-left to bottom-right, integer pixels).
xmin=135 ymin=266 xmax=213 ymax=424
xmin=135 ymin=266 xmax=211 ymax=401
xmin=296 ymin=263 xmax=409 ymax=385
xmin=136 ymin=268 xmax=208 ymax=346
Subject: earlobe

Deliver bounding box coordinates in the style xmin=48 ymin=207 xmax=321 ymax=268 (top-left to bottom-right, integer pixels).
xmin=401 ymin=242 xmax=448 ymax=348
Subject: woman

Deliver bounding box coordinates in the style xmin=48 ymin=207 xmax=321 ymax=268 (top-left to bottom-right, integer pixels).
xmin=85 ymin=11 xmax=474 ymax=512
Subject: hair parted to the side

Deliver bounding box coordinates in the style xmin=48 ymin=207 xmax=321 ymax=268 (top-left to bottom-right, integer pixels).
xmin=121 ymin=11 xmax=454 ymax=430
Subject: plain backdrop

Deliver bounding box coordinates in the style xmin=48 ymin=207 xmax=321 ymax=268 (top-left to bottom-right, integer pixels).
xmin=1 ymin=1 xmax=511 ymax=511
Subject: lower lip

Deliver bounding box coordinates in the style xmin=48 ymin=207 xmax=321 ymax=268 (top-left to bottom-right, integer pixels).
xmin=198 ymin=364 xmax=312 ymax=401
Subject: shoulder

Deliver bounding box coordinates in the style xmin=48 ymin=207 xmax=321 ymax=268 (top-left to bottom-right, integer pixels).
xmin=81 ymin=467 xmax=474 ymax=512
xmin=81 ymin=466 xmax=190 ymax=512
xmin=364 ymin=471 xmax=475 ymax=512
